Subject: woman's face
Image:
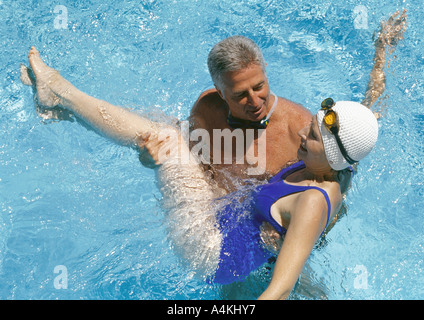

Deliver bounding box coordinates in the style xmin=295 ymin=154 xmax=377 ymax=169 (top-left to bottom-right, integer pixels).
xmin=297 ymin=115 xmax=332 ymax=173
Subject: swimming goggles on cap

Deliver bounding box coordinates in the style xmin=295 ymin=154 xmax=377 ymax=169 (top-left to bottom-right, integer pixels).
xmin=321 ymin=98 xmax=357 ymax=165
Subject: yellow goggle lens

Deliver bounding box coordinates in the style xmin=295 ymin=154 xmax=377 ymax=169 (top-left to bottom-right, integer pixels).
xmin=323 ymin=111 xmax=336 ymax=126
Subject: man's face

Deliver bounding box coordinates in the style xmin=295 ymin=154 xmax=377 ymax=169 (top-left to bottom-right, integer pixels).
xmin=217 ymin=63 xmax=270 ymax=122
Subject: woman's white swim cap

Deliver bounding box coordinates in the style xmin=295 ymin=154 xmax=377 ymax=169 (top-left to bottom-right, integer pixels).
xmin=317 ymin=101 xmax=379 ymax=171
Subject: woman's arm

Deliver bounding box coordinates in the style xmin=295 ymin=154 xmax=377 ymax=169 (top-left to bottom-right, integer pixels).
xmin=362 ymin=9 xmax=407 ymax=109
xmin=258 ymin=190 xmax=329 ymax=300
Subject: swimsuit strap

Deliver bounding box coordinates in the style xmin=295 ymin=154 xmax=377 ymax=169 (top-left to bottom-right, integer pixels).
xmin=268 ymin=160 xmax=305 ymax=183
xmin=306 ymin=186 xmax=332 ymax=235
xmin=264 ymin=161 xmax=332 ymax=236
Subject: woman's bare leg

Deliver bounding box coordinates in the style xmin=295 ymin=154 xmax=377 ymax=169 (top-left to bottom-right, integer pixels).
xmin=21 ymin=47 xmax=223 ymax=277
xmin=157 ymin=146 xmax=222 ymax=276
xmin=21 ymin=47 xmax=162 ymax=147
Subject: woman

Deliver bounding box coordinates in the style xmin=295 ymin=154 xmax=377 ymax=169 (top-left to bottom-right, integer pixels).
xmin=142 ymin=97 xmax=378 ymax=300
xmin=256 ymin=99 xmax=378 ymax=299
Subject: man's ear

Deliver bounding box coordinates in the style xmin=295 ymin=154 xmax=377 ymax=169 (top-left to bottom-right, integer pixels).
xmin=215 ymin=84 xmax=225 ymax=100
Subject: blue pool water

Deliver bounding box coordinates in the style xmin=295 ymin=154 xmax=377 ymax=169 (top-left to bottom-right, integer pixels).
xmin=1 ymin=0 xmax=423 ymax=299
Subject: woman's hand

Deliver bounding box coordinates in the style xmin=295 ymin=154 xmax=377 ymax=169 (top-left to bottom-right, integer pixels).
xmin=363 ymin=10 xmax=407 ymax=109
xmin=137 ymin=127 xmax=183 ymax=167
xmin=138 ymin=132 xmax=167 ymax=167
xmin=375 ymin=9 xmax=407 ymax=47
xmin=260 ymin=222 xmax=283 ymax=255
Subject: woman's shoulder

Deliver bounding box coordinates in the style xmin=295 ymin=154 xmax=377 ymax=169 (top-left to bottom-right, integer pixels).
xmin=299 ymin=180 xmax=342 ymax=210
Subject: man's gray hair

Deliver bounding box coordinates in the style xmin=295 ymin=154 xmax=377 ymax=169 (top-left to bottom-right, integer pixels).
xmin=207 ymin=36 xmax=266 ymax=91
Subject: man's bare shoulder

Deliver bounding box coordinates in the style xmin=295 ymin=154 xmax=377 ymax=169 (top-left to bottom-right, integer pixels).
xmin=189 ymin=89 xmax=228 ymax=130
xmin=280 ymin=97 xmax=312 ymax=125
xmin=273 ymin=97 xmax=312 ymax=140
xmin=280 ymin=97 xmax=312 ymax=117
xmin=191 ymin=89 xmax=227 ymax=115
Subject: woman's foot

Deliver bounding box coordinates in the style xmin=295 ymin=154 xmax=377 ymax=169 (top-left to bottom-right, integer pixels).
xmin=21 ymin=47 xmax=75 ymax=120
xmin=21 ymin=47 xmax=65 ymax=108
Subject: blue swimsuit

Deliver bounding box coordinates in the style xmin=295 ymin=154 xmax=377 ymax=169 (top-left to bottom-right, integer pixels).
xmin=212 ymin=161 xmax=332 ymax=284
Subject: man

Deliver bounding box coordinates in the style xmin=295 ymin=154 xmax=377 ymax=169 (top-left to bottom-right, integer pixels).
xmin=141 ymin=36 xmax=312 ymax=192
xmin=188 ymin=36 xmax=311 ymax=187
